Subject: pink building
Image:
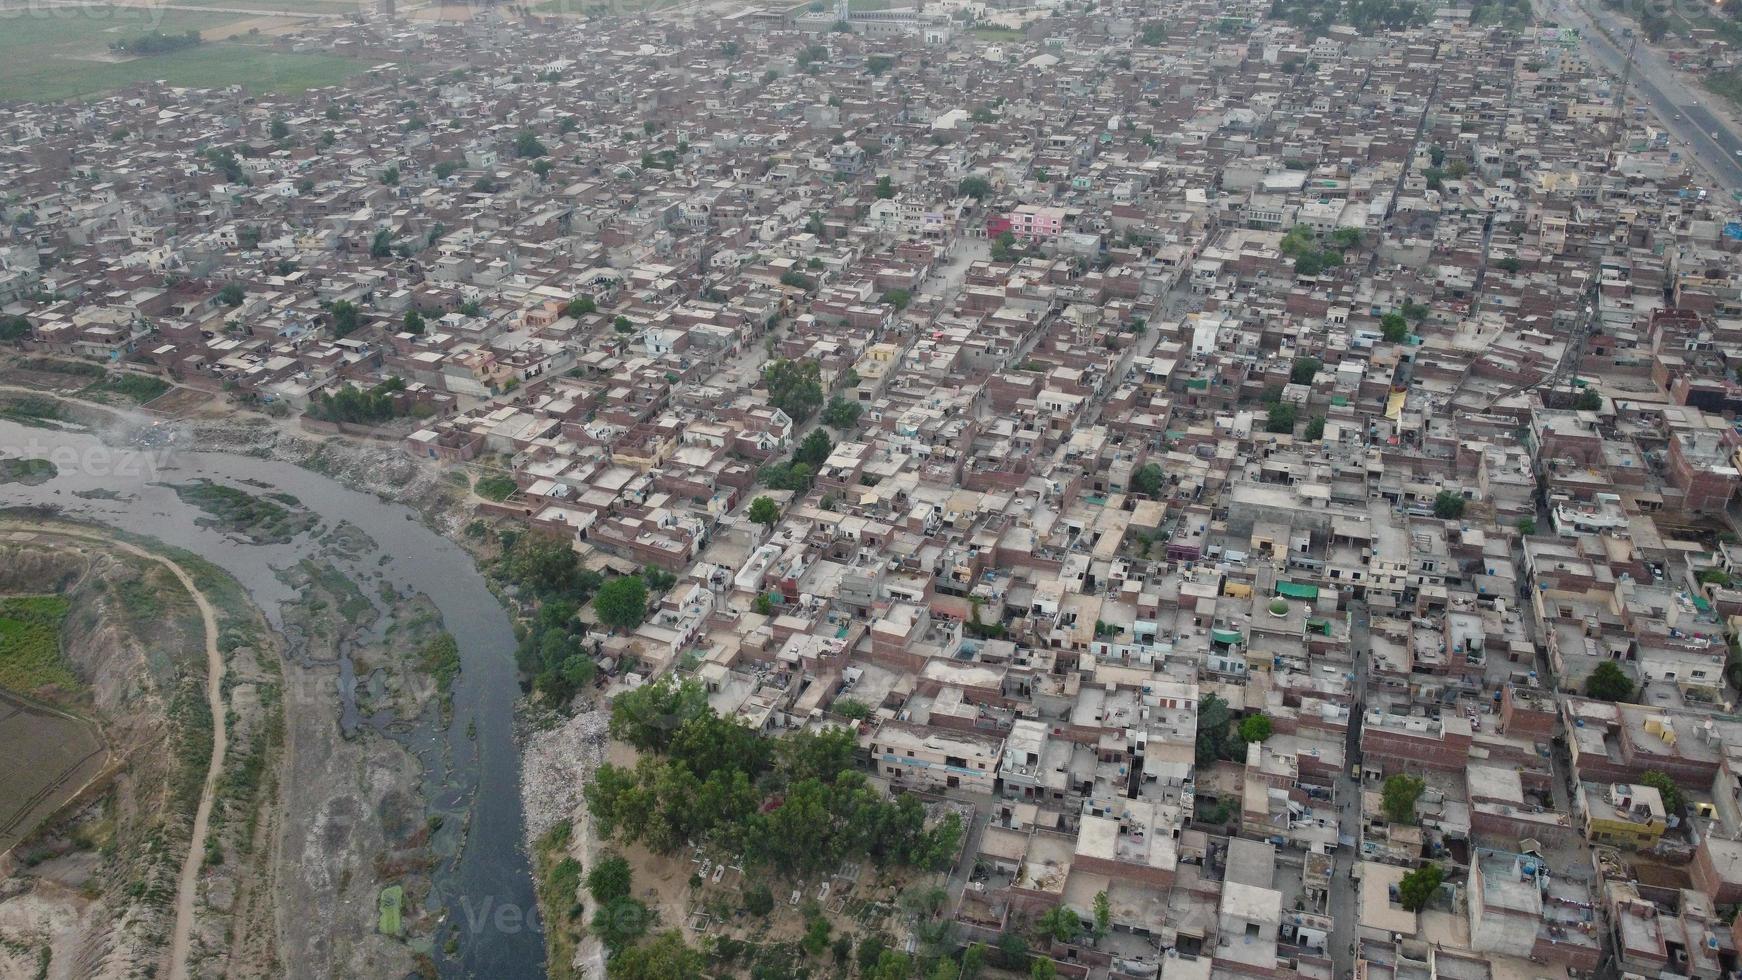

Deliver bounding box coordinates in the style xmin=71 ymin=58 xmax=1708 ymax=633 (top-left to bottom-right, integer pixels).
xmin=1007 ymin=204 xmax=1066 ymax=239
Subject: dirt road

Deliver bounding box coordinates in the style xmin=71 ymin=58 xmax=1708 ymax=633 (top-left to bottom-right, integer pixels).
xmin=7 ymin=525 xmax=228 ymax=980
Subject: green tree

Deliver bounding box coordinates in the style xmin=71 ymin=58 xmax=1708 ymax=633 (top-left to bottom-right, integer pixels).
xmin=566 ymin=295 xmax=596 ymax=318
xmin=1030 ymin=957 xmax=1058 ymax=980
xmin=614 ymin=315 xmax=635 ymax=333
xmin=403 ymin=309 xmax=425 ymax=335
xmin=1266 ymin=401 xmax=1297 ymax=434
xmin=369 ymin=228 xmax=393 ymax=259
xmin=1330 ymin=227 xmax=1362 ymax=250
xmin=882 ymin=288 xmax=911 ymax=309
xmin=1239 ymin=714 xmax=1273 ymax=743
xmin=218 ymin=283 xmax=246 ymax=307
xmin=329 ymin=300 xmax=361 ymax=337
xmin=1131 ymin=462 xmax=1164 ymax=498
xmin=823 ymin=396 xmax=863 ymax=430
xmin=609 ymin=677 xmax=710 ymax=752
xmin=595 ymin=575 xmax=649 ymax=632
xmin=1639 ymin=770 xmax=1684 ymax=816
xmin=434 ymin=159 xmax=461 ymax=180
xmin=1517 ymin=517 xmax=1536 ymax=535
xmin=515 ymin=130 xmax=548 ymax=158
xmin=0 ymin=315 xmax=30 ymax=343
xmin=1196 ymin=693 xmax=1233 ymax=766
xmin=795 ymin=428 xmax=834 ymax=468
xmin=1382 ymin=773 xmax=1425 ymax=824
xmin=1291 ymin=357 xmax=1321 ymax=385
xmin=1092 ymin=890 xmax=1110 ymax=940
xmin=958 ymin=176 xmax=991 ymax=199
xmin=607 ymin=930 xmax=703 ymax=980
xmin=875 ymin=175 xmax=895 ymax=199
xmin=1575 ymin=387 xmax=1602 ymax=411
xmin=743 ymin=882 xmax=775 ymax=916
xmin=1380 ymin=311 xmax=1408 ymax=343
xmin=1585 ymin=660 xmax=1635 ymax=702
xmin=1035 ymin=905 xmax=1080 ymax=944
xmin=763 ymin=358 xmax=826 ymax=422
xmin=1304 ymin=416 xmax=1326 ymax=441
xmin=591 ymin=896 xmax=650 ymax=952
xmin=587 ymin=854 xmax=632 ymax=903
xmin=1432 ymin=490 xmax=1466 ymax=519
xmin=1398 ymin=863 xmax=1444 ymax=912
xmin=749 ymin=496 xmax=780 ymax=528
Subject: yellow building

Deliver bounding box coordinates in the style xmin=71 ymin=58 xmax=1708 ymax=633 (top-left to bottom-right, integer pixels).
xmin=1579 ymin=781 xmax=1666 ymax=849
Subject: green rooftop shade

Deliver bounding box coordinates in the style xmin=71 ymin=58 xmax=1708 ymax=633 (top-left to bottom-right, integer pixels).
xmin=1276 ymin=581 xmax=1319 ymax=600
xmin=1307 ymin=618 xmax=1333 ymax=636
xmin=1186 ymin=378 xmax=1210 ymax=390
xmin=1212 ymin=628 xmax=1243 ymax=645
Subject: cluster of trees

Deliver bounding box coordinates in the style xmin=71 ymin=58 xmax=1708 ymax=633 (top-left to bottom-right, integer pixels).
xmin=763 ymin=358 xmax=826 ymax=422
xmin=110 ymin=30 xmax=201 ymax=55
xmin=307 ymin=377 xmax=409 ymax=425
xmin=758 ymin=428 xmax=836 ymax=494
xmin=329 ymin=300 xmax=362 ymax=337
xmin=1279 ymin=225 xmax=1347 ymax=277
xmin=1193 ymin=696 xmax=1274 ymax=767
xmin=1131 ymin=462 xmax=1165 ymax=498
xmin=823 ymin=396 xmax=863 ymax=431
xmin=1432 ymin=490 xmax=1466 ymax=519
xmin=1382 ymin=773 xmax=1425 ymax=823
xmin=587 ymin=678 xmax=964 ymax=876
xmin=0 ymin=315 xmax=29 ymax=343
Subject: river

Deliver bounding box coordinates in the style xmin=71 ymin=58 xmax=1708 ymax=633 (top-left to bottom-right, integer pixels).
xmin=0 ymin=418 xmax=542 ymax=979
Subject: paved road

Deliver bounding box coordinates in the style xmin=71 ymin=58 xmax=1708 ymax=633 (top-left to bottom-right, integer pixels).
xmin=1545 ymin=0 xmax=1742 ymax=193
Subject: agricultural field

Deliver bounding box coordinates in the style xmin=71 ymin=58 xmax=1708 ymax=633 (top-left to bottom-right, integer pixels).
xmin=0 ymin=593 xmax=107 ymax=856
xmin=0 ymin=5 xmax=371 ymax=102
xmin=0 ymin=690 xmax=108 ymax=855
xmin=0 ymin=595 xmax=78 ymax=694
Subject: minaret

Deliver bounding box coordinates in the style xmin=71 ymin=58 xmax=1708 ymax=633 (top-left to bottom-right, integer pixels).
xmin=836 ymin=0 xmax=848 ymax=24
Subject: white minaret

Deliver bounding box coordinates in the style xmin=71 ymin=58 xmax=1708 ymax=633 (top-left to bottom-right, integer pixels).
xmin=836 ymin=0 xmax=849 ymax=23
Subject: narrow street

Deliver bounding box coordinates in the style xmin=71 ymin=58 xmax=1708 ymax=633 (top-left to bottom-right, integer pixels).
xmin=1327 ymin=599 xmax=1371 ymax=978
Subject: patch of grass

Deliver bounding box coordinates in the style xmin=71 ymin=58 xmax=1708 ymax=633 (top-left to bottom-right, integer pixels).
xmin=379 ymin=884 xmax=404 ymax=936
xmin=303 ymin=561 xmax=373 ymax=624
xmin=417 ymin=633 xmax=460 ymax=719
xmin=474 ymin=474 xmax=518 ymax=501
xmin=0 ymin=396 xmax=66 ymax=428
xmin=82 ymin=373 xmax=170 ymax=404
xmin=0 ymin=595 xmax=76 ymax=693
xmin=533 ymin=819 xmax=583 ymax=980
xmin=971 ymin=26 xmax=1024 ymax=41
xmin=1708 ymin=68 xmax=1742 ymax=114
xmin=0 ymin=458 xmax=57 ymax=485
xmin=170 ymin=479 xmax=317 ymax=544
xmin=16 ymin=357 xmax=105 ymax=378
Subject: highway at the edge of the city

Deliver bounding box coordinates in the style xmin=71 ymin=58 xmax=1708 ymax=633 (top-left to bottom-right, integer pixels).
xmin=1548 ymin=0 xmax=1742 ymax=193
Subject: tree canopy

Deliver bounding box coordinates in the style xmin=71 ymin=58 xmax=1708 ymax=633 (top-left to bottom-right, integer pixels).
xmin=763 ymin=358 xmax=826 ymax=422
xmin=1398 ymin=863 xmax=1444 ymax=912
xmin=749 ymin=496 xmax=780 ymax=528
xmin=594 ymin=575 xmax=649 ymax=632
xmin=1382 ymin=773 xmax=1425 ymax=824
xmin=588 ymin=679 xmax=964 ymax=878
xmin=1585 ymin=661 xmax=1634 ymax=702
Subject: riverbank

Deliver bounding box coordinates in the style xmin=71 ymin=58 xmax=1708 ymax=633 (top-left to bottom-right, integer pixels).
xmin=0 ymin=399 xmax=543 ymax=977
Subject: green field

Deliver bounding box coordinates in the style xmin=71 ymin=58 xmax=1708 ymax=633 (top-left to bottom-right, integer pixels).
xmin=0 ymin=595 xmax=77 ymax=694
xmin=0 ymin=6 xmax=371 ymax=102
xmin=378 ymin=884 xmax=403 ymax=935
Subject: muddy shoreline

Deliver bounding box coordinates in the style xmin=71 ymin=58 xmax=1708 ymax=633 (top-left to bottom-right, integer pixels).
xmin=0 ymin=413 xmax=542 ymax=978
